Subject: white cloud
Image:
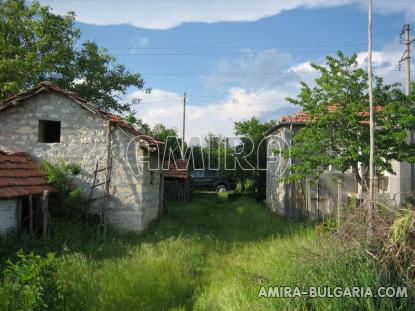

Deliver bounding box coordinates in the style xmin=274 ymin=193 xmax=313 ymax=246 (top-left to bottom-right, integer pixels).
xmin=288 ymin=62 xmax=315 ymax=73
xmin=355 ymin=41 xmax=410 ymax=85
xmin=129 ymin=87 xmax=291 ymax=139
xmin=39 ymin=0 xmax=415 ymax=30
xmin=126 ymin=38 xmax=413 ymax=140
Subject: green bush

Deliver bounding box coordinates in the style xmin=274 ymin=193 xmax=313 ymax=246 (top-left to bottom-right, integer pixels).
xmin=40 ymin=160 xmax=88 ymax=216
xmin=0 ymin=251 xmax=63 ymax=311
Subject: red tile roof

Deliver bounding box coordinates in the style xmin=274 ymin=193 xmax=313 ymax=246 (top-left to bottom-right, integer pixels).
xmin=0 ymin=152 xmax=54 ymax=198
xmin=281 ymin=105 xmax=383 ymax=124
xmin=163 ymin=160 xmax=189 ymax=179
xmin=0 ymin=81 xmax=162 ymax=147
xmin=281 ymin=111 xmax=309 ymax=123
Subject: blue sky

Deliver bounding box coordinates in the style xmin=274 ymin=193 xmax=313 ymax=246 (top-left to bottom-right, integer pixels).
xmin=40 ymin=0 xmax=415 ymax=139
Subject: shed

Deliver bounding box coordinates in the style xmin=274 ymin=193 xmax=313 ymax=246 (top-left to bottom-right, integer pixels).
xmin=0 ymin=152 xmax=53 ymax=234
xmin=163 ymin=159 xmax=191 ymax=203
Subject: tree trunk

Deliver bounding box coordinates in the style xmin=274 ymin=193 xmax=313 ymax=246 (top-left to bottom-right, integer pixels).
xmin=352 ymin=163 xmax=368 ymax=193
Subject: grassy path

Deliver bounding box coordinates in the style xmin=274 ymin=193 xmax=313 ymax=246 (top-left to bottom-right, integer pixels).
xmin=66 ymin=195 xmax=314 ymax=310
xmin=1 ymin=194 xmax=401 ymax=310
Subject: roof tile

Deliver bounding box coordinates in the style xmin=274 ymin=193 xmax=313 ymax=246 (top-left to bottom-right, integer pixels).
xmin=163 ymin=160 xmax=189 ymax=179
xmin=0 ymin=152 xmax=53 ymax=198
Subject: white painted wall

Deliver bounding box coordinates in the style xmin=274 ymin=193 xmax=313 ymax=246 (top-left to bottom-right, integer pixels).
xmin=0 ymin=199 xmax=17 ymax=234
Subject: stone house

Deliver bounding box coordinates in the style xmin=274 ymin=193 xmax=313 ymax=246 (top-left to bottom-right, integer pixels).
xmin=0 ymin=82 xmax=163 ymax=232
xmin=265 ymin=111 xmax=414 ymax=221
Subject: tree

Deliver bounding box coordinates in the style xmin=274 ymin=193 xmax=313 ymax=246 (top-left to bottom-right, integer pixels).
xmin=150 ymin=124 xmax=178 ymax=142
xmin=234 ymin=117 xmax=275 ymax=197
xmin=73 ymin=42 xmax=143 ymax=113
xmin=203 ymin=133 xmax=229 ymax=172
xmin=124 ymin=114 xmax=151 ymax=133
xmin=282 ymin=52 xmax=415 ymax=193
xmin=149 ymin=124 xmax=182 ymax=159
xmin=0 ymin=0 xmax=144 ymax=113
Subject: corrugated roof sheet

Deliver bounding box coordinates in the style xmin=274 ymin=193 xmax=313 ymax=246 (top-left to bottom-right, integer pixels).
xmin=0 ymin=152 xmax=54 ymax=199
xmin=0 ymin=81 xmax=162 ymax=147
xmin=163 ymin=160 xmax=189 ymax=179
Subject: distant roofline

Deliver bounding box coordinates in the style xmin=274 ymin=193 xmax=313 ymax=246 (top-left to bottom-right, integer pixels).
xmin=264 ymin=120 xmax=305 ymax=136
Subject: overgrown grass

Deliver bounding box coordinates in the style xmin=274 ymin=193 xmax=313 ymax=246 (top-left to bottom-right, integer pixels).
xmin=0 ymin=194 xmax=411 ymax=310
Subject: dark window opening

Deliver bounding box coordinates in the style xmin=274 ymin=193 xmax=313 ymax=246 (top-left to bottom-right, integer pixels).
xmin=38 ymin=120 xmax=61 ymax=143
xmin=150 ymin=171 xmax=155 ymax=185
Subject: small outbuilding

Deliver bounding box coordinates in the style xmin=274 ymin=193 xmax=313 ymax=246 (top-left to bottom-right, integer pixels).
xmin=163 ymin=159 xmax=191 ymax=204
xmin=0 ymin=152 xmax=53 ymax=234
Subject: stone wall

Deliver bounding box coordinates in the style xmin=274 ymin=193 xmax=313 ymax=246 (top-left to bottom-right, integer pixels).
xmin=141 ymin=150 xmax=162 ymax=229
xmin=0 ymin=92 xmax=161 ymax=232
xmin=0 ymin=199 xmax=17 ymax=233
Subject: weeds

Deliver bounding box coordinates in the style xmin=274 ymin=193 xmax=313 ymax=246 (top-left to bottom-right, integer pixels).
xmin=0 ymin=195 xmax=412 ymax=310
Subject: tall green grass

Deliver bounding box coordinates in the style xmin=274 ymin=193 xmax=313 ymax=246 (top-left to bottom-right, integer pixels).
xmin=0 ymin=194 xmax=411 ymax=310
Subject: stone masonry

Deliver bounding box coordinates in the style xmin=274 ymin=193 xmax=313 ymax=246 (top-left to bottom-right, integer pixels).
xmin=0 ymin=90 xmax=161 ymax=232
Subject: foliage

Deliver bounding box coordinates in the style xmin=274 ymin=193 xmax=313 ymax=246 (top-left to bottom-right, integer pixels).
xmin=185 ymin=133 xmax=235 ymax=177
xmin=0 ymin=0 xmax=78 ymax=98
xmin=283 ymin=52 xmax=415 ymax=192
xmin=0 ymin=0 xmax=144 ymax=113
xmin=0 ymin=251 xmax=62 ymax=310
xmin=40 ymin=160 xmax=86 ymax=210
xmin=73 ymin=41 xmax=144 ymax=113
xmin=382 ymin=208 xmax=415 ymax=287
xmin=150 ymin=123 xmax=182 ymax=159
xmin=234 ymin=117 xmax=275 ymax=198
xmin=124 ymin=113 xmax=151 ymax=133
xmin=339 ymin=198 xmax=415 ymax=296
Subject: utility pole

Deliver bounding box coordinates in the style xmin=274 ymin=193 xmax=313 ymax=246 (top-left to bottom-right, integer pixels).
xmin=399 ymin=24 xmax=413 ymax=96
xmin=367 ymin=0 xmax=376 ymax=240
xmin=399 ymin=24 xmax=415 ymax=197
xmin=181 ymin=92 xmax=186 ymax=159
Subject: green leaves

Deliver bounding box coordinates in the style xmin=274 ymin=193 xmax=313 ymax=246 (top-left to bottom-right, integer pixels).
xmin=234 ymin=117 xmax=276 ymax=196
xmin=72 ymin=42 xmax=144 ymax=113
xmin=0 ymin=0 xmax=144 ymax=113
xmin=283 ymin=52 xmax=415 ymax=189
xmin=1 ymin=251 xmax=62 ymax=310
xmin=40 ymin=160 xmax=86 ymax=210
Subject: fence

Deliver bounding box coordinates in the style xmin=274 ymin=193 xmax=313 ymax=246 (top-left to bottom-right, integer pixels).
xmin=164 ymin=179 xmax=191 ymax=204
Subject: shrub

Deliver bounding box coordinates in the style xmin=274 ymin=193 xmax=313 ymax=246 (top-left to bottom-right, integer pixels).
xmin=40 ymin=160 xmax=88 ymax=217
xmin=0 ymin=251 xmax=63 ymax=310
xmin=383 ymin=209 xmax=415 ymax=287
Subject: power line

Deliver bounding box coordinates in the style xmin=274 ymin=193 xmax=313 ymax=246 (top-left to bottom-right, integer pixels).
xmin=140 ymin=69 xmax=406 ymax=77
xmin=104 ymin=42 xmax=387 ymax=50
xmin=110 ymin=50 xmax=383 ymax=56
